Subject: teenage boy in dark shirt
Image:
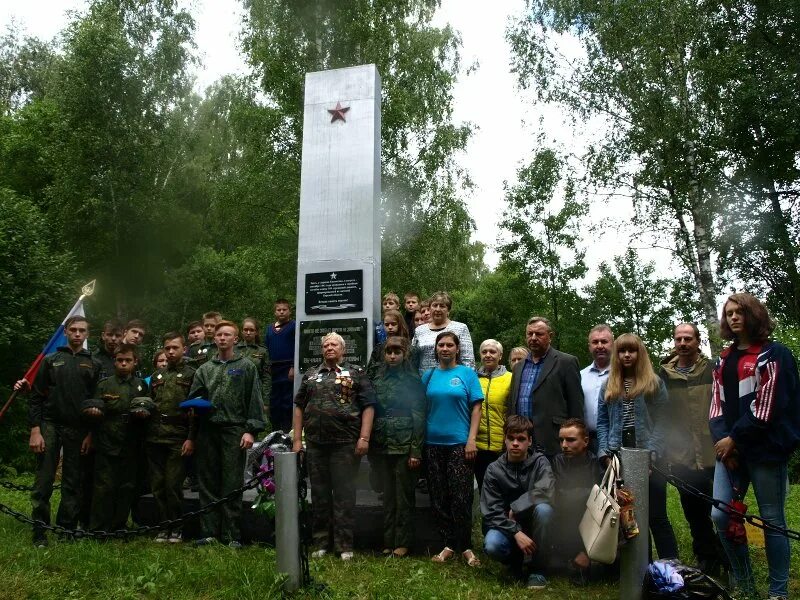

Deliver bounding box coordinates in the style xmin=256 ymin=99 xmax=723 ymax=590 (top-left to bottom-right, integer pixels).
xmin=481 ymin=415 xmax=555 ymax=589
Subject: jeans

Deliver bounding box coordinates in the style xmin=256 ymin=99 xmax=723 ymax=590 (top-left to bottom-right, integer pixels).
xmin=483 ymin=503 xmax=554 ymax=574
xmin=711 ymin=459 xmax=790 ymax=598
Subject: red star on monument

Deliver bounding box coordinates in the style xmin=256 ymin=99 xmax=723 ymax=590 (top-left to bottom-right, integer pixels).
xmin=327 ymin=101 xmax=350 ymax=123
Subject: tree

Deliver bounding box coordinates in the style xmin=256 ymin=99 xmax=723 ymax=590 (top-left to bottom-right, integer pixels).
xmin=241 ymin=0 xmax=482 ymax=296
xmin=499 ymin=147 xmax=588 ymax=348
xmin=31 ymin=0 xmax=198 ymax=315
xmin=701 ymin=0 xmax=800 ymax=325
xmin=0 ymin=188 xmax=78 ymax=472
xmin=507 ymin=0 xmax=724 ymax=347
xmin=585 ymin=248 xmax=701 ymax=360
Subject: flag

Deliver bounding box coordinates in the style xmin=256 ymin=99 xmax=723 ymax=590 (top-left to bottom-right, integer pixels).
xmin=21 ymin=280 xmax=95 ymax=386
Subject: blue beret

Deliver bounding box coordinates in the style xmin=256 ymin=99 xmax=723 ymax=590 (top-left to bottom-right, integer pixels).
xmin=179 ymin=398 xmax=214 ymax=413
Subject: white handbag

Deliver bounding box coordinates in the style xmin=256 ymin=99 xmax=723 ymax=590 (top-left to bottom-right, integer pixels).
xmin=578 ymin=454 xmax=621 ymax=564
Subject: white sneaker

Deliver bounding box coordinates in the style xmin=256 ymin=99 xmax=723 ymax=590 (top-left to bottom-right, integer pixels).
xmin=168 ymin=532 xmax=183 ymax=543
xmin=340 ymin=551 xmax=354 ymax=561
xmin=154 ymin=532 xmax=169 ymax=543
xmin=311 ymin=549 xmax=327 ymax=558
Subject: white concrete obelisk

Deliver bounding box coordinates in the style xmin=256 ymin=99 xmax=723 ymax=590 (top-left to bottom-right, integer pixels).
xmin=294 ymin=65 xmax=381 ymax=383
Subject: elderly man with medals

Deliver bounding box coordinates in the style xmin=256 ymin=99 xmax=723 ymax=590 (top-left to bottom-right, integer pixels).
xmin=292 ymin=332 xmax=376 ymax=561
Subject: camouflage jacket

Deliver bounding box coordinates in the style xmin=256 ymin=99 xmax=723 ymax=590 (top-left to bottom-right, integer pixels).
xmin=236 ymin=341 xmax=272 ymax=410
xmin=93 ymin=374 xmax=148 ymax=456
xmin=148 ymin=360 xmax=196 ymax=444
xmin=29 ymin=346 xmax=100 ymax=429
xmin=189 ymin=353 xmax=266 ymax=434
xmin=370 ymin=366 xmax=426 ymax=458
xmin=92 ymin=346 xmax=116 ymax=380
xmin=187 ymin=339 xmax=216 ymax=368
xmin=294 ymin=361 xmax=376 ymax=445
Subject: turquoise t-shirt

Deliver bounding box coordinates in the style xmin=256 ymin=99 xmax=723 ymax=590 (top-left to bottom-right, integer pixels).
xmin=423 ymin=365 xmax=484 ymax=445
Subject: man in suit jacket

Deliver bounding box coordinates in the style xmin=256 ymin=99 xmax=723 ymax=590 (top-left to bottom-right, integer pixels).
xmin=509 ymin=317 xmax=584 ymax=458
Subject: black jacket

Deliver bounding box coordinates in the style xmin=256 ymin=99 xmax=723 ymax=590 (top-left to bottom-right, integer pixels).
xmin=508 ymin=348 xmax=584 ymax=456
xmin=29 ymin=346 xmax=100 ymax=428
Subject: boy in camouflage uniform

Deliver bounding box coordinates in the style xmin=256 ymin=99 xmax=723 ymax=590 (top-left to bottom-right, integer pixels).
xmin=189 ymin=321 xmax=266 ymax=547
xmin=187 ymin=312 xmax=221 ymax=368
xmin=237 ymin=317 xmax=272 ymax=416
xmin=146 ymin=332 xmax=196 ymax=543
xmin=92 ymin=320 xmax=123 ymax=379
xmin=28 ymin=316 xmax=99 ymax=546
xmin=87 ymin=343 xmax=147 ymax=532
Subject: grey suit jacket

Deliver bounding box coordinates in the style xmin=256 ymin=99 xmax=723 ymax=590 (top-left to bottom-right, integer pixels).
xmin=509 ymin=347 xmax=584 ymax=456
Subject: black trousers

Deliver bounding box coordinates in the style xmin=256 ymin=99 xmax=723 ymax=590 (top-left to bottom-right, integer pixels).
xmin=671 ymin=465 xmax=727 ymax=565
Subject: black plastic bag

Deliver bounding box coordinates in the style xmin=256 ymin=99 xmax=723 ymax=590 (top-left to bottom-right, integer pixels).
xmin=643 ymin=559 xmax=732 ymax=599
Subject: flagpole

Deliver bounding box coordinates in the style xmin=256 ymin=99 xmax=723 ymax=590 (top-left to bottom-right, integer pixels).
xmin=0 ymin=390 xmax=19 ymax=422
xmin=0 ymin=280 xmax=96 ymax=423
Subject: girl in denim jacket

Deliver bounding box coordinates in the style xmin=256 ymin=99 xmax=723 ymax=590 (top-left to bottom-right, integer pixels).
xmin=597 ymin=333 xmax=678 ymax=559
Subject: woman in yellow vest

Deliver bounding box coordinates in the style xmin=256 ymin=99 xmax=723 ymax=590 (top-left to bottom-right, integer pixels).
xmin=475 ymin=339 xmax=513 ymax=492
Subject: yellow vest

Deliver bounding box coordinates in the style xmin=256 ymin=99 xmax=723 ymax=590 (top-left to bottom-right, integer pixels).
xmin=476 ymin=370 xmax=512 ymax=452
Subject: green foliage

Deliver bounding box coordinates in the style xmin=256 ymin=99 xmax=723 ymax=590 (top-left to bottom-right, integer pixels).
xmin=507 ymin=0 xmax=723 ymax=338
xmin=241 ymin=0 xmax=482 ymax=297
xmin=0 ymin=188 xmax=77 ymax=470
xmin=584 ymin=248 xmax=702 ymax=361
xmin=499 ymin=146 xmax=588 ymax=343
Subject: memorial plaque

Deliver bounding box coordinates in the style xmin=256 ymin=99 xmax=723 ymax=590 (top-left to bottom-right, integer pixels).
xmin=298 ymin=318 xmax=368 ymax=373
xmin=305 ymin=270 xmax=363 ymax=314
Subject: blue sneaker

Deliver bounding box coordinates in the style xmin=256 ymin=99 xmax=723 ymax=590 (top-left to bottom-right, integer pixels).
xmin=526 ymin=573 xmax=548 ymax=590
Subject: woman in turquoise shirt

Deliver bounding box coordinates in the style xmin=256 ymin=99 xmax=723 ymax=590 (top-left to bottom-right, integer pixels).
xmin=423 ymin=331 xmax=483 ymax=567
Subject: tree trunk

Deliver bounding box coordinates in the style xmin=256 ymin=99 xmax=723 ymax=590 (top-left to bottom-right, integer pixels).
xmin=690 ymin=205 xmax=720 ymax=354
xmin=767 ymin=182 xmax=800 ymax=323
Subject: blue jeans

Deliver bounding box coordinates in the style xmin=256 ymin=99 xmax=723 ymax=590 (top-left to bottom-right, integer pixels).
xmin=711 ymin=459 xmax=790 ymax=597
xmin=484 ymin=503 xmax=554 ymax=574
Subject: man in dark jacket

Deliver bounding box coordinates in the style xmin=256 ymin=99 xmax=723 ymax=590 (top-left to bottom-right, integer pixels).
xmin=509 ymin=317 xmax=584 ymax=458
xmin=481 ymin=415 xmax=555 ymax=589
xmin=552 ymin=418 xmax=602 ymax=583
xmin=28 ymin=315 xmax=99 ymax=546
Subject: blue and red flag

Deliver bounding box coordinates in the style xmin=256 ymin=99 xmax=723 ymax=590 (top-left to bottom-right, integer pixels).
xmin=21 ymin=280 xmax=95 ymax=386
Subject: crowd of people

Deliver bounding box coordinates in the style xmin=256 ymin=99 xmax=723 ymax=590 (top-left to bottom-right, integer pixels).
xmin=13 ymin=290 xmax=800 ymax=599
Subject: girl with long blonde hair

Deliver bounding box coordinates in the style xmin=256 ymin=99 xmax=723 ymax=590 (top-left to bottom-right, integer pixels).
xmin=597 ymin=333 xmax=678 ymax=559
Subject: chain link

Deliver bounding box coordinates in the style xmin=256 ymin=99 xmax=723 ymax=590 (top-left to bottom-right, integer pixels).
xmin=653 ymin=464 xmax=800 ymax=542
xmin=0 ymin=475 xmax=262 ymax=541
xmin=0 ymin=480 xmax=59 ymax=492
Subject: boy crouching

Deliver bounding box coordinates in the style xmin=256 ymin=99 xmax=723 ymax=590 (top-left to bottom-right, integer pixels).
xmin=480 ymin=415 xmax=554 ymax=589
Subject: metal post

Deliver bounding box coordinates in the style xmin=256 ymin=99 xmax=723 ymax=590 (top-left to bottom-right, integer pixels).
xmin=620 ymin=448 xmax=650 ymax=600
xmin=275 ymin=452 xmax=301 ymax=592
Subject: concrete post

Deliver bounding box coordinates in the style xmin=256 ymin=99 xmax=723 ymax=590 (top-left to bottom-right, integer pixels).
xmin=619 ymin=448 xmax=650 ymax=600
xmin=275 ymin=452 xmax=301 ymax=592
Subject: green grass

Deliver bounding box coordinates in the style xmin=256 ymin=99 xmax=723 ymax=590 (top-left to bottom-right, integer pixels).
xmin=0 ymin=477 xmax=797 ymax=600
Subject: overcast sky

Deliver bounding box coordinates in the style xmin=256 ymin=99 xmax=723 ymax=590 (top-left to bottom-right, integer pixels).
xmin=2 ymin=0 xmax=673 ymax=278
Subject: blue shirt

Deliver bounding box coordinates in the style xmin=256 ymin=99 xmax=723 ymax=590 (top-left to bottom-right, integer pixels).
xmin=517 ymin=352 xmax=546 ymax=418
xmin=580 ymin=362 xmax=610 ymax=431
xmin=423 ymin=365 xmax=484 ymax=445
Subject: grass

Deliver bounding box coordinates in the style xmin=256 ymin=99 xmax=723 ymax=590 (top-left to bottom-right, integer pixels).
xmin=0 ymin=476 xmax=797 ymax=600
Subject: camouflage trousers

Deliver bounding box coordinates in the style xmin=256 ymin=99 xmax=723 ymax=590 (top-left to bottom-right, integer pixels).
xmin=306 ymin=442 xmax=360 ymax=553
xmin=146 ymin=442 xmax=186 ymax=526
xmin=375 ymin=453 xmax=418 ymax=549
xmin=31 ymin=421 xmax=84 ymax=531
xmin=90 ymin=450 xmax=136 ymax=531
xmin=196 ymin=423 xmax=247 ymax=542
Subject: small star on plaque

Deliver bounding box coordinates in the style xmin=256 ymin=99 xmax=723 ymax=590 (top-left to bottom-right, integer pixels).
xmin=330 ymin=272 xmax=338 ymax=279
xmin=327 ymin=102 xmax=350 ymax=123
